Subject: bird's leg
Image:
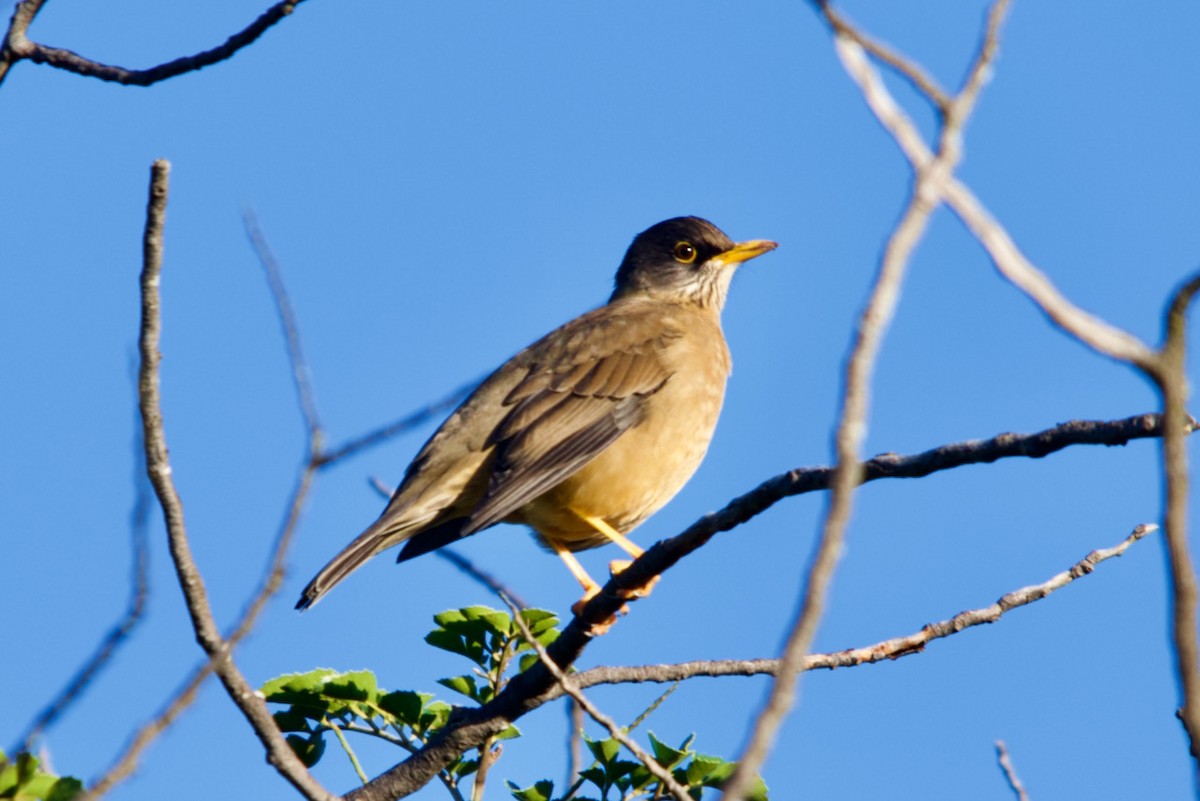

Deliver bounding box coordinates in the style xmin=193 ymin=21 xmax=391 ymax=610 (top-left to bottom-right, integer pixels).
xmin=569 ymin=509 xmax=661 ymax=600
xmin=552 ymin=542 xmax=624 ymax=634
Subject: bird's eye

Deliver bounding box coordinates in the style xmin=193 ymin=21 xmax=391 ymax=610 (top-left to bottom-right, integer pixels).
xmin=673 ymin=242 xmax=697 ymax=264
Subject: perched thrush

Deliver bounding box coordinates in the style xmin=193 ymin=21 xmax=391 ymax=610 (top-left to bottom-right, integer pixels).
xmin=296 ymin=217 xmax=776 ymax=616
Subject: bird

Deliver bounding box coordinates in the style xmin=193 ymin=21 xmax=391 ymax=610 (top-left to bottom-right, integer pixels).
xmin=296 ymin=216 xmax=776 ymax=620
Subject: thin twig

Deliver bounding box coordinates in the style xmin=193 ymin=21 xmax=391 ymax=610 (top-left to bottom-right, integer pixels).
xmin=133 ymin=159 xmax=333 ymax=801
xmin=569 ymin=524 xmax=1156 ymax=688
xmin=501 ymin=594 xmax=693 ymax=801
xmin=84 ymin=185 xmax=331 ymax=800
xmin=829 ymin=5 xmax=1156 ymax=371
xmin=995 ymin=741 xmax=1031 ymax=801
xmin=1153 ymin=272 xmax=1200 ymax=786
xmin=566 ymin=699 xmax=583 ymax=790
xmin=244 ymin=208 xmax=325 ymax=449
xmin=82 ymin=659 xmax=209 ymax=799
xmin=370 ymin=476 xmax=529 ymax=608
xmin=812 ymin=1 xmax=952 ymax=112
xmin=317 ymin=377 xmax=480 ymax=467
xmin=0 ymin=0 xmax=308 ymax=88
xmin=722 ymin=9 xmax=1013 ymax=798
xmin=343 ymin=416 xmax=1175 ymax=800
xmin=13 ymin=403 xmax=152 ymax=753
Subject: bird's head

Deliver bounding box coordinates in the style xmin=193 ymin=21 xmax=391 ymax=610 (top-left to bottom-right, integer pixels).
xmin=611 ymin=216 xmax=777 ymax=310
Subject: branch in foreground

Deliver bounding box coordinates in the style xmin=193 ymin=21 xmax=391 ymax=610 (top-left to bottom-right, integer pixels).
xmin=13 ymin=424 xmax=151 ymax=754
xmin=569 ymin=523 xmax=1155 ymax=689
xmin=317 ymin=377 xmax=481 ymax=467
xmin=133 ymin=159 xmax=333 ymax=801
xmin=504 ymin=595 xmax=693 ymax=801
xmin=1153 ymin=272 xmax=1200 ymax=787
xmin=995 ymin=740 xmax=1031 ymax=801
xmin=0 ymin=0 xmax=308 ymax=88
xmin=722 ymin=9 xmax=1001 ymax=790
xmin=344 ymin=418 xmax=1165 ymax=801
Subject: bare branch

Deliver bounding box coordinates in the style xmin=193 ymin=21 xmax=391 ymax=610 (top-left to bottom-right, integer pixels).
xmin=134 ymin=159 xmax=334 ymax=801
xmin=722 ymin=10 xmax=1013 ymax=793
xmin=829 ymin=8 xmax=1156 ymax=371
xmin=13 ymin=415 xmax=152 ymax=754
xmin=244 ymin=208 xmax=325 ymax=449
xmin=1 ymin=0 xmax=308 ymax=89
xmin=571 ymin=523 xmax=1155 ymax=688
xmin=369 ymin=476 xmax=530 ymax=608
xmin=347 ymin=411 xmax=1167 ymax=800
xmin=1152 ymin=271 xmax=1200 ymax=784
xmin=317 ymin=378 xmax=480 ymax=468
xmin=503 ymin=594 xmax=693 ymax=801
xmin=812 ymin=1 xmax=952 ymax=111
xmin=995 ymin=741 xmax=1031 ymax=801
xmin=85 ymin=199 xmax=339 ymax=798
xmin=83 ymin=658 xmax=209 ymax=799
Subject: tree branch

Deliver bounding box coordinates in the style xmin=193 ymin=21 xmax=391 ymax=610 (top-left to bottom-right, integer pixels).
xmin=133 ymin=159 xmax=334 ymax=801
xmin=1 ymin=0 xmax=308 ymax=89
xmin=12 ymin=414 xmax=151 ymax=754
xmin=995 ymin=740 xmax=1031 ymax=801
xmin=721 ymin=8 xmax=1012 ymax=795
xmin=504 ymin=595 xmax=693 ymax=801
xmin=570 ymin=523 xmax=1155 ymax=689
xmin=1151 ymin=271 xmax=1200 ymax=788
xmin=343 ymin=412 xmax=1166 ymax=800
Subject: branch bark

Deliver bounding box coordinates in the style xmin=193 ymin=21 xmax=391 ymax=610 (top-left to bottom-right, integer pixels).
xmin=1 ymin=0 xmax=309 ymax=88
xmin=132 ymin=159 xmax=335 ymax=801
xmin=343 ymin=410 xmax=1166 ymax=800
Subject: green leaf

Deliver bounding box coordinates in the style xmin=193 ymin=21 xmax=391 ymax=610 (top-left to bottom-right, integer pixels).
xmin=285 ymin=732 xmax=326 ymax=768
xmin=432 ymin=608 xmax=469 ymax=627
xmin=437 ymin=675 xmax=479 ymax=701
xmin=378 ymin=690 xmax=426 ymax=726
xmin=608 ymin=759 xmax=641 ymax=791
xmin=684 ymin=754 xmax=728 ymax=785
xmin=505 ymin=779 xmax=554 ymax=801
xmin=585 ymin=736 xmax=621 ymax=766
xmin=424 ymin=628 xmax=473 ymax=658
xmin=417 ymin=701 xmax=452 ymax=735
xmin=461 ymin=605 xmax=514 ymax=637
xmin=260 ymin=668 xmax=340 ymax=700
xmin=578 ymin=766 xmax=608 ymax=791
xmin=517 ymin=653 xmax=540 ymax=673
xmin=648 ymin=731 xmax=690 ymax=771
xmin=46 ymin=777 xmax=85 ymax=801
xmin=518 ymin=608 xmax=558 ymax=630
xmin=494 ymin=724 xmax=521 ymax=741
xmin=322 ymin=670 xmax=378 ymax=702
xmin=272 ymin=708 xmax=313 ymax=733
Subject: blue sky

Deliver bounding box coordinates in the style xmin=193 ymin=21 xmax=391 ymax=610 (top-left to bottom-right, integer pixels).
xmin=3 ymin=1 xmax=1200 ymax=799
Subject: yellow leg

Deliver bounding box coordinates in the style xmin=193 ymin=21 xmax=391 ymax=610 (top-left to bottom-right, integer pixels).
xmin=553 ymin=541 xmax=622 ymax=634
xmin=551 ymin=542 xmax=601 ymax=595
xmin=569 ymin=508 xmax=644 ymax=557
xmin=568 ymin=507 xmax=660 ymax=600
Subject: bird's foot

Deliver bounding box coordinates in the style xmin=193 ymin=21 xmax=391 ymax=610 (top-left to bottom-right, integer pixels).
xmin=608 ymin=559 xmax=661 ymax=599
xmin=570 ymin=584 xmax=627 ymax=636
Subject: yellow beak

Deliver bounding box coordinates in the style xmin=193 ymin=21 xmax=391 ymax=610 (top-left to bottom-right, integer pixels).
xmin=720 ymin=239 xmax=779 ymax=265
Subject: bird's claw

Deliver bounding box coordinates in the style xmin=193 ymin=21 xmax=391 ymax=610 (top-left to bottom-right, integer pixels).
xmin=608 ymin=559 xmax=660 ymax=599
xmin=571 ymin=584 xmax=626 ymax=636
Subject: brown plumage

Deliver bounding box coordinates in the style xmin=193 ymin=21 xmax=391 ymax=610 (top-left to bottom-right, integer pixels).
xmin=296 ymin=217 xmax=776 ymax=612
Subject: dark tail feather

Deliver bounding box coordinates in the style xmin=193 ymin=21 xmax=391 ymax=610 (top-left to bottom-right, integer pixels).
xmin=296 ymin=520 xmax=396 ymax=611
xmin=397 ymin=518 xmax=472 ymax=563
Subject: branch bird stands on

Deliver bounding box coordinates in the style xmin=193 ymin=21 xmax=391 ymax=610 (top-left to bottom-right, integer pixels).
xmin=297 ymin=217 xmax=777 ymax=630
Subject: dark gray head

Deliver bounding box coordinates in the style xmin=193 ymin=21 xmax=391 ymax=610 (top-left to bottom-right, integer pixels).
xmin=611 ymin=216 xmax=777 ymax=310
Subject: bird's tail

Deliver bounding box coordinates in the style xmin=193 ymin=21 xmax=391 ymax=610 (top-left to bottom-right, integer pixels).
xmin=296 ymin=517 xmax=402 ymax=610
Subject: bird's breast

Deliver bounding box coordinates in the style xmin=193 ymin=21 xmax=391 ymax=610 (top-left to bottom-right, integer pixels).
xmin=517 ymin=310 xmax=731 ymax=551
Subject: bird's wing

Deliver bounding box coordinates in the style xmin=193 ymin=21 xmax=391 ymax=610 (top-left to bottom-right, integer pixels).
xmin=462 ymin=310 xmax=679 ymax=533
